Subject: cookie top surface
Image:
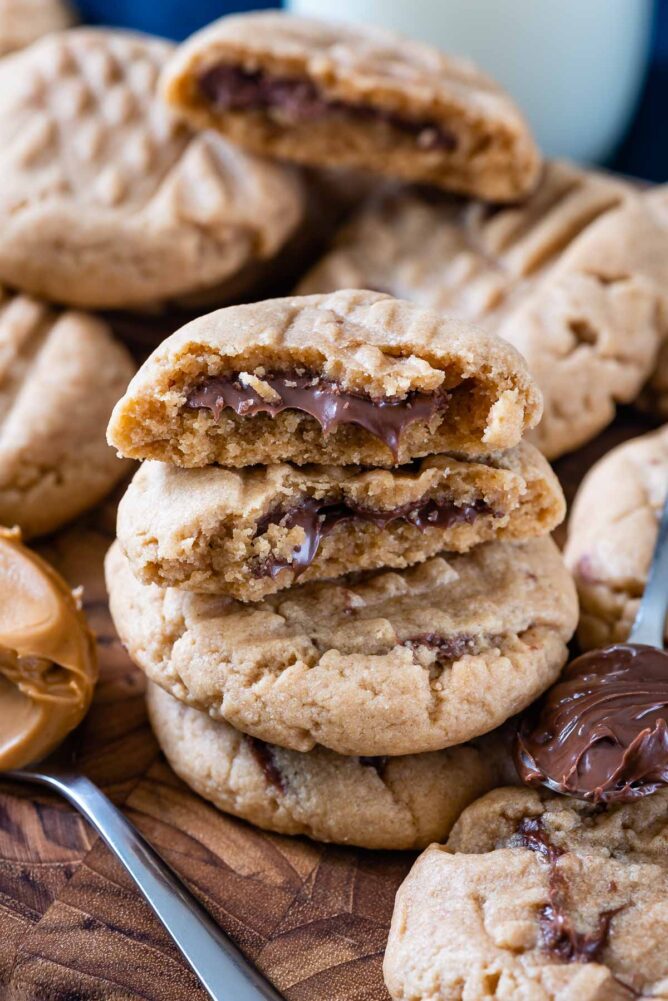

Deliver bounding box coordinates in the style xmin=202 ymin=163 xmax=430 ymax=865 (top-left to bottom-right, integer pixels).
xmin=0 ymin=527 xmax=97 ymax=770
xmin=107 ymin=290 xmax=542 ymax=467
xmin=106 ymin=536 xmax=577 ymax=756
xmin=564 ymin=423 xmax=668 ymax=651
xmin=163 ymin=11 xmax=540 ymax=201
xmin=147 ymin=682 xmax=504 ymax=850
xmin=298 ymin=163 xmax=668 ymax=459
xmin=0 ymin=28 xmax=304 ymax=309
xmin=0 ymin=288 xmax=134 ymax=538
xmin=0 ymin=0 xmax=72 ymax=56
xmin=385 ymin=786 xmax=668 ymax=1000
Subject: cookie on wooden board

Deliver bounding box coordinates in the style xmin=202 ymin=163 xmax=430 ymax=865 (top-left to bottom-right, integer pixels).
xmin=385 ymin=786 xmax=668 ymax=1001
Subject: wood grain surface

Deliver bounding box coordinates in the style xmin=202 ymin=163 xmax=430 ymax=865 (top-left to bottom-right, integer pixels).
xmin=0 ymin=408 xmax=660 ymax=1001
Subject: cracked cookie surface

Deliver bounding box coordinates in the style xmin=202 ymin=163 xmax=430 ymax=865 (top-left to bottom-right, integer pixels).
xmin=117 ymin=442 xmax=564 ymax=600
xmin=0 ymin=289 xmax=134 ymax=538
xmin=147 ymin=682 xmax=505 ymax=850
xmin=385 ymin=786 xmax=668 ymax=1000
xmin=564 ymin=423 xmax=668 ymax=651
xmin=162 ymin=11 xmax=540 ymax=202
xmin=0 ymin=28 xmax=304 ymax=309
xmin=299 ymin=162 xmax=668 ymax=459
xmin=106 ymin=536 xmax=577 ymax=756
xmin=107 ymin=290 xmax=542 ymax=469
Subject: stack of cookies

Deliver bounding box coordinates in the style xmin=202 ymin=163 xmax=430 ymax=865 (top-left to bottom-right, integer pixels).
xmin=105 ymin=288 xmax=577 ymax=850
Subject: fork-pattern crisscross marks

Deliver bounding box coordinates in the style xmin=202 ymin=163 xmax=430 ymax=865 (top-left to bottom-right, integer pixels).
xmin=0 ymin=0 xmax=72 ymax=57
xmin=0 ymin=29 xmax=304 ymax=309
xmin=106 ymin=535 xmax=577 ymax=757
xmin=162 ymin=11 xmax=541 ymax=201
xmin=299 ymin=163 xmax=668 ymax=459
xmin=0 ymin=289 xmax=135 ymax=538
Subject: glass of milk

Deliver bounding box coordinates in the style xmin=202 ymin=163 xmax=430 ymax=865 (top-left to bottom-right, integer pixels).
xmin=286 ymin=0 xmax=654 ymax=164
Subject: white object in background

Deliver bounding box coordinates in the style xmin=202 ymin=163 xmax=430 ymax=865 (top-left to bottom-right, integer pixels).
xmin=287 ymin=0 xmax=653 ymax=164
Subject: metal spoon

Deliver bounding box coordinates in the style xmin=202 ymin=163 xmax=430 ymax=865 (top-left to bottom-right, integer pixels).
xmin=515 ymin=490 xmax=668 ymax=803
xmin=6 ymin=731 xmax=284 ymax=1001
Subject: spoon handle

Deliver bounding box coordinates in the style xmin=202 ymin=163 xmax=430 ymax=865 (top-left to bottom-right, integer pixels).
xmin=19 ymin=770 xmax=283 ymax=1001
xmin=628 ymin=491 xmax=668 ymax=648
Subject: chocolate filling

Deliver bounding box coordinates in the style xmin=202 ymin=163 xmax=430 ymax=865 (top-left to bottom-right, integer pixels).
xmin=515 ymin=644 xmax=668 ymax=804
xmin=185 ymin=374 xmax=450 ymax=460
xmin=359 ymin=756 xmax=388 ymax=777
xmin=198 ymin=64 xmax=458 ymax=152
xmin=402 ymin=632 xmax=478 ymax=661
xmin=246 ymin=736 xmax=285 ymax=793
xmin=252 ymin=496 xmax=492 ymax=579
xmin=516 ymin=817 xmax=619 ymax=964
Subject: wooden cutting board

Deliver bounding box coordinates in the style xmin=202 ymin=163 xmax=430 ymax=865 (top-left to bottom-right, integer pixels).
xmin=0 ymin=408 xmax=659 ymax=1001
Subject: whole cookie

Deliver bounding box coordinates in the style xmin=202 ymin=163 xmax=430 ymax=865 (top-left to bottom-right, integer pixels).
xmin=385 ymin=786 xmax=668 ymax=1001
xmin=0 ymin=0 xmax=72 ymax=56
xmin=0 ymin=29 xmax=304 ymax=309
xmin=147 ymin=682 xmax=504 ymax=850
xmin=162 ymin=11 xmax=540 ymax=202
xmin=107 ymin=290 xmax=542 ymax=469
xmin=106 ymin=536 xmax=577 ymax=757
xmin=299 ymin=162 xmax=668 ymax=459
xmin=0 ymin=290 xmax=135 ymax=538
xmin=117 ymin=442 xmax=565 ymax=600
xmin=564 ymin=424 xmax=668 ymax=651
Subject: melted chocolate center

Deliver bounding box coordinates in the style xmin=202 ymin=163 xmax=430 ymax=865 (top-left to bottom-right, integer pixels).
xmin=515 ymin=644 xmax=668 ymax=804
xmin=253 ymin=495 xmax=492 ymax=579
xmin=198 ymin=64 xmax=458 ymax=151
xmin=185 ymin=373 xmax=450 ymax=460
xmin=516 ymin=817 xmax=619 ymax=964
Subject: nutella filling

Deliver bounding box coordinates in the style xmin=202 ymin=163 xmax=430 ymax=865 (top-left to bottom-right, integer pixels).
xmin=246 ymin=735 xmax=285 ymax=793
xmin=185 ymin=373 xmax=450 ymax=460
xmin=252 ymin=495 xmax=492 ymax=579
xmin=197 ymin=64 xmax=458 ymax=152
xmin=515 ymin=644 xmax=668 ymax=804
xmin=515 ymin=817 xmax=619 ymax=964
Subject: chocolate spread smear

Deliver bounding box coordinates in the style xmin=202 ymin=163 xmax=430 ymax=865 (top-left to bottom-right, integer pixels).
xmin=185 ymin=374 xmax=450 ymax=460
xmin=246 ymin=736 xmax=285 ymax=792
xmin=516 ymin=817 xmax=619 ymax=964
xmin=253 ymin=495 xmax=492 ymax=579
xmin=515 ymin=644 xmax=668 ymax=804
xmin=198 ymin=64 xmax=458 ymax=152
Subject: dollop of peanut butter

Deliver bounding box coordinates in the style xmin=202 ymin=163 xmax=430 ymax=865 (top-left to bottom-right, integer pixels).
xmin=0 ymin=528 xmax=97 ymax=769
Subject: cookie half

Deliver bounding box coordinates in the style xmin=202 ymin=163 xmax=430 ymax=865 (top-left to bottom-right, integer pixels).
xmin=564 ymin=424 xmax=668 ymax=651
xmin=117 ymin=442 xmax=565 ymax=600
xmin=147 ymin=682 xmax=504 ymax=850
xmin=299 ymin=162 xmax=668 ymax=459
xmin=106 ymin=536 xmax=577 ymax=757
xmin=162 ymin=12 xmax=540 ymax=202
xmin=0 ymin=290 xmax=134 ymax=538
xmin=385 ymin=786 xmax=668 ymax=1000
xmin=107 ymin=290 xmax=542 ymax=469
xmin=0 ymin=28 xmax=304 ymax=309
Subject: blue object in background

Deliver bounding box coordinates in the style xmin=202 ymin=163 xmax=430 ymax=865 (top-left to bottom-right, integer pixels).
xmin=76 ymin=0 xmax=278 ymax=40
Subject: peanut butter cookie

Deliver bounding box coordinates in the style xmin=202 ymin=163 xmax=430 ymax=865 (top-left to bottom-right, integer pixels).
xmin=106 ymin=536 xmax=577 ymax=757
xmin=107 ymin=290 xmax=542 ymax=469
xmin=117 ymin=442 xmax=564 ymax=600
xmin=0 ymin=28 xmax=304 ymax=309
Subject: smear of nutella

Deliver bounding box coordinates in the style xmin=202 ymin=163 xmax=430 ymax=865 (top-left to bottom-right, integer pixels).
xmin=246 ymin=735 xmax=285 ymax=792
xmin=185 ymin=374 xmax=450 ymax=460
xmin=252 ymin=494 xmax=492 ymax=579
xmin=198 ymin=64 xmax=458 ymax=151
xmin=515 ymin=644 xmax=668 ymax=804
xmin=516 ymin=817 xmax=618 ymax=964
